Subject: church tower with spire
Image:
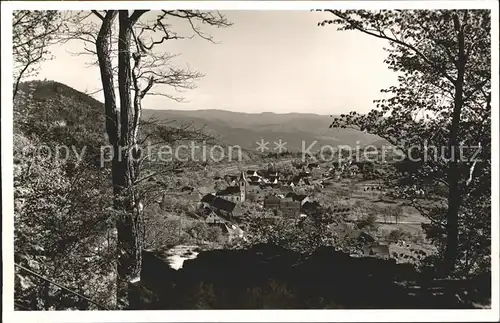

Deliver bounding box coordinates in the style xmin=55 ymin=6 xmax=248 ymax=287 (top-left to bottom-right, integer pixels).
xmin=238 ymin=170 xmax=247 ymax=202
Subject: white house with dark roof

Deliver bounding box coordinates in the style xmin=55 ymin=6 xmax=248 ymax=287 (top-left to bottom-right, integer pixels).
xmin=216 ymin=186 xmax=242 ymax=202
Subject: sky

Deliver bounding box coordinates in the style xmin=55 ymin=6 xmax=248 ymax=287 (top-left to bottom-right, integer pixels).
xmin=35 ymin=10 xmax=398 ymax=115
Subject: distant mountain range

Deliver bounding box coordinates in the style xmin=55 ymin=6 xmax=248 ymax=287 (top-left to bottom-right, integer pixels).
xmin=13 ymin=80 xmax=385 ymax=154
xmin=142 ymin=109 xmax=384 ymax=152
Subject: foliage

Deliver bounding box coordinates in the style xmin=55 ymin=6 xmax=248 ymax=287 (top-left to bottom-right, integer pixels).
xmin=385 ymin=205 xmax=404 ymax=224
xmin=243 ymin=205 xmax=339 ymax=254
xmin=391 ymin=248 xmax=429 ymax=270
xmin=272 ymin=209 xmax=283 ymax=217
xmin=246 ymin=192 xmax=258 ymax=202
xmin=12 ymin=11 xmax=77 ymax=98
xmin=359 ymin=161 xmax=376 ymax=180
xmin=356 ymin=214 xmax=378 ymax=232
xmin=54 ymin=10 xmax=233 ymax=306
xmin=143 ymin=203 xmax=226 ymax=249
xmin=13 ymin=82 xmax=116 ymax=309
xmin=143 ymin=205 xmax=184 ymax=249
xmin=321 ymin=9 xmax=491 ymax=277
xmin=187 ymin=222 xmax=224 ymax=244
xmin=275 ymin=162 xmax=298 ymax=176
xmin=214 ymin=180 xmax=226 ymax=191
xmin=387 ymin=228 xmax=412 ymax=243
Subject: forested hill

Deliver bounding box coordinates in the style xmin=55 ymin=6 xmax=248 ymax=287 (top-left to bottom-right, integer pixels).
xmin=14 ymin=81 xmax=107 ymax=159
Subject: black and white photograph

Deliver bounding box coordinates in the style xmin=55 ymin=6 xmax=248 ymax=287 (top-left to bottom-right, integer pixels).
xmin=1 ymin=0 xmax=499 ymax=322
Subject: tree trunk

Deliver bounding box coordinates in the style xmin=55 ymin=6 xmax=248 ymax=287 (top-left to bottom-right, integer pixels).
xmin=96 ymin=11 xmax=119 ymax=147
xmin=95 ymin=10 xmax=120 ymax=307
xmin=110 ymin=10 xmax=143 ymax=308
xmin=95 ymin=10 xmax=143 ymax=308
xmin=443 ymin=12 xmax=467 ymax=275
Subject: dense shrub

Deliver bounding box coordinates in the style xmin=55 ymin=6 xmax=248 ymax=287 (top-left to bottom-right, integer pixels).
xmin=356 ymin=214 xmax=378 ymax=232
xmin=187 ymin=222 xmax=224 ymax=244
xmin=387 ymin=228 xmax=411 ymax=243
xmin=14 ymin=82 xmax=116 ymax=310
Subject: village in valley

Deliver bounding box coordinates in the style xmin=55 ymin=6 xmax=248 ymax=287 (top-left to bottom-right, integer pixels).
xmin=10 ymin=7 xmax=492 ymax=312
xmin=150 ymin=146 xmax=434 ymax=266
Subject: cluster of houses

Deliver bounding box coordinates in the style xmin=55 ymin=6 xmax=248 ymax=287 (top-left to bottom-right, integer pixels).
xmin=211 ymin=160 xmax=381 ymax=194
xmin=159 ymin=161 xmax=386 ymax=224
xmin=195 ymin=192 xmax=246 ymax=242
xmin=157 ymin=157 xmax=388 ymax=222
xmin=200 ymin=193 xmax=242 ymax=221
xmin=262 ymin=191 xmax=353 ymax=219
xmin=197 ymin=168 xmax=322 ymax=223
xmin=262 ymin=192 xmax=315 ymax=217
xmin=197 ymin=162 xmax=371 ymax=222
xmin=217 ymin=167 xmax=317 ymax=189
xmin=154 ymin=161 xmax=396 ymax=259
